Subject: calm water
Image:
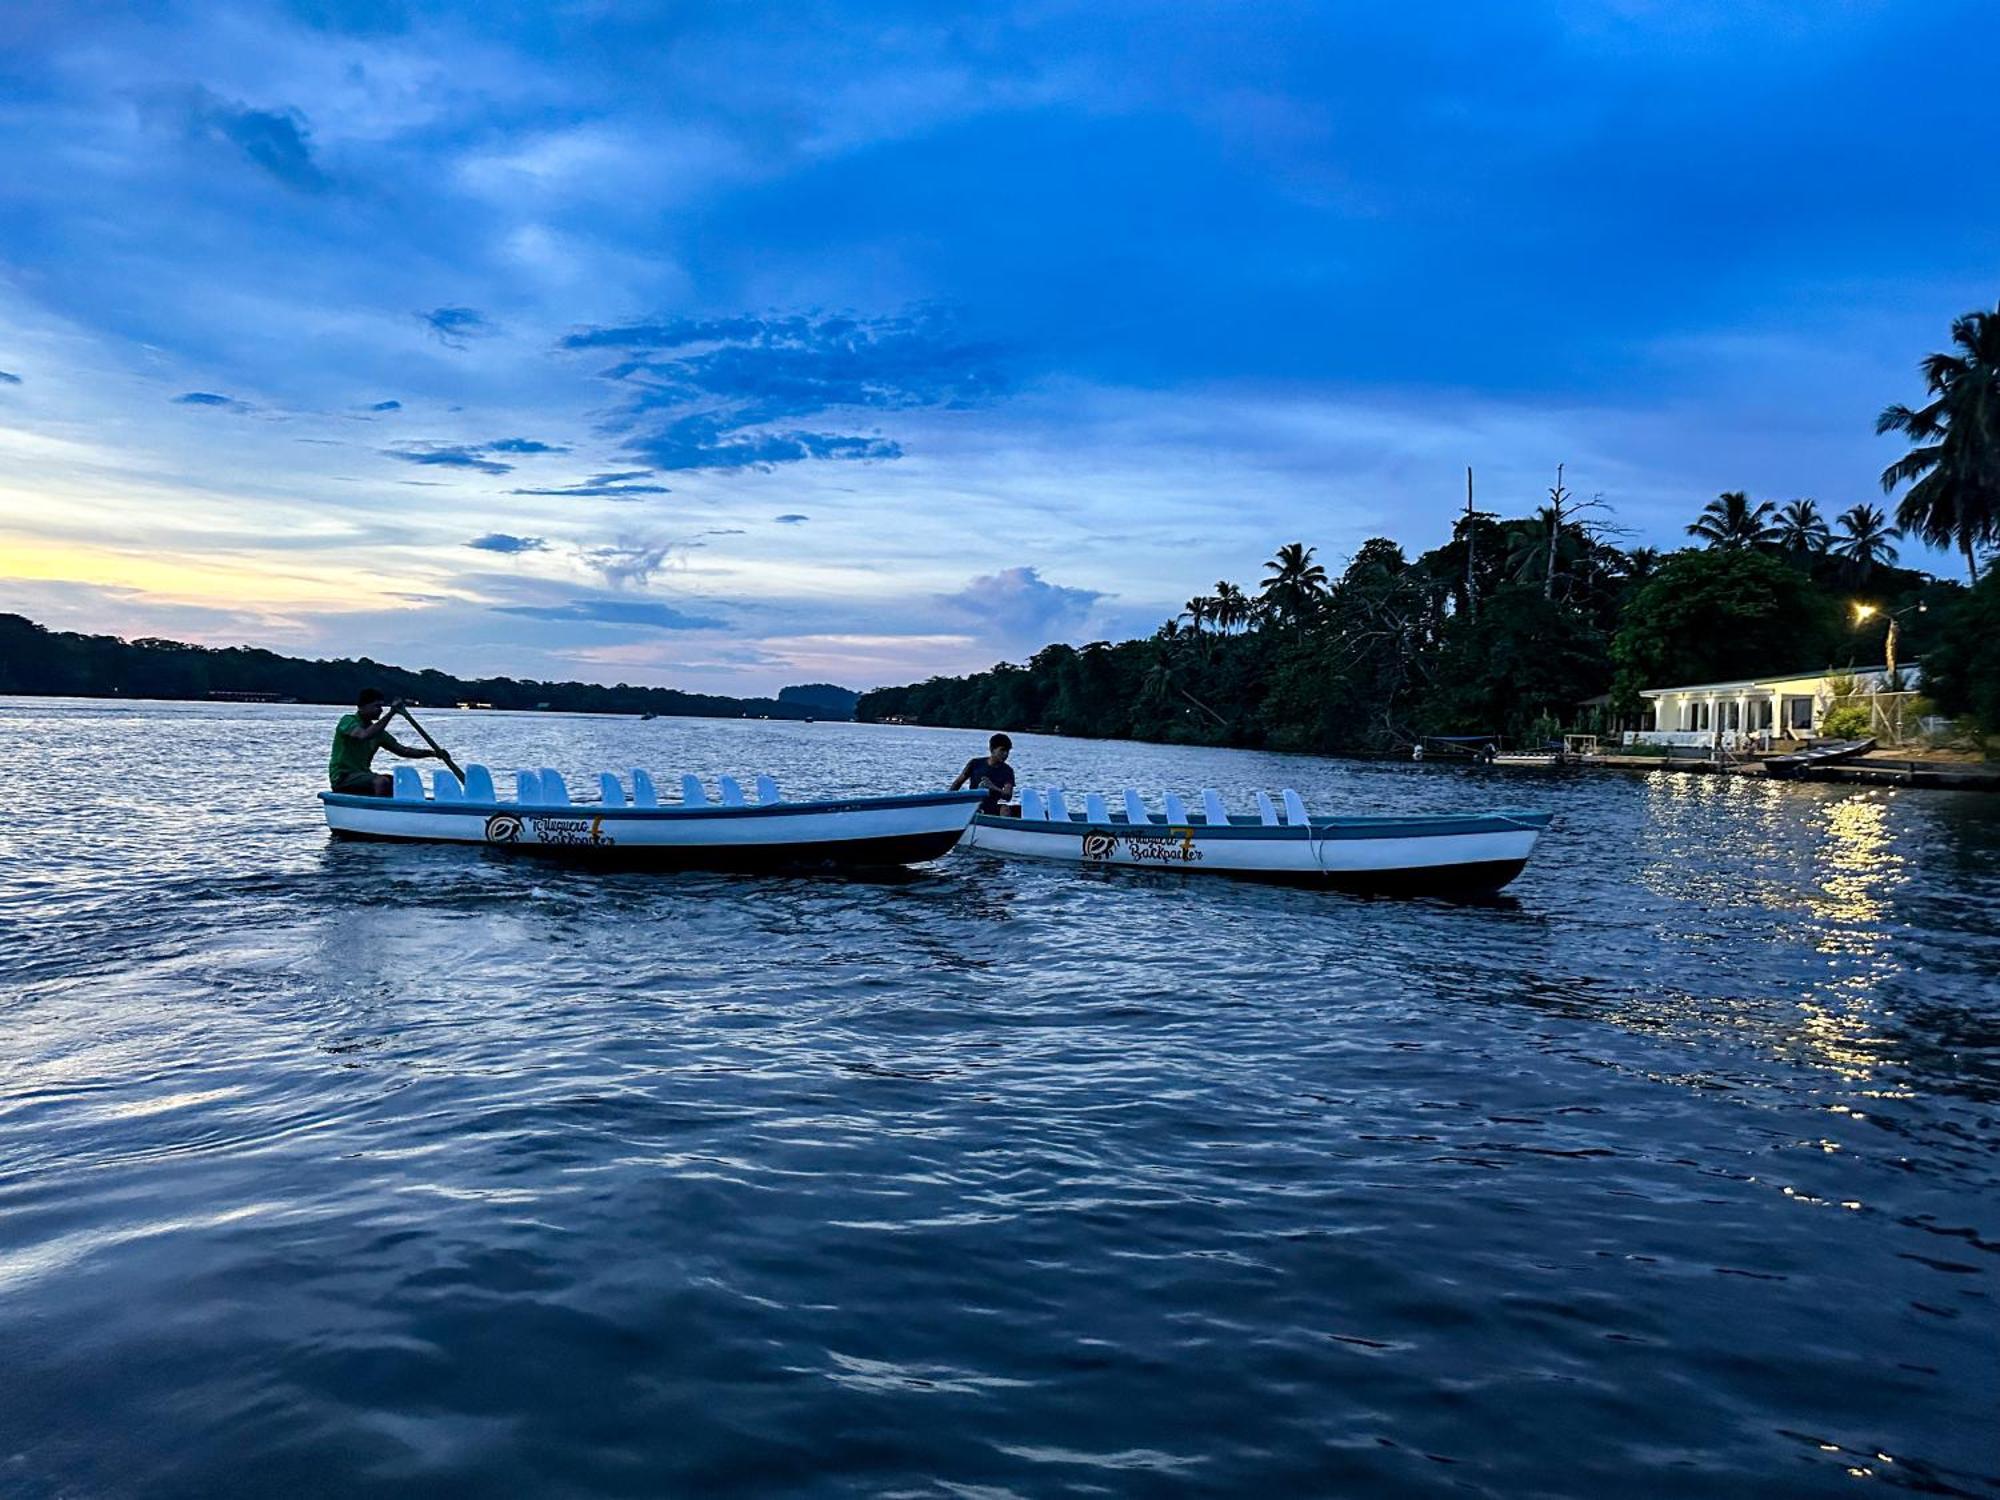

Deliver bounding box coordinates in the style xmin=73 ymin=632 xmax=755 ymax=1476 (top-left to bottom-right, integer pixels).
xmin=1 ymin=699 xmax=1996 ymax=1498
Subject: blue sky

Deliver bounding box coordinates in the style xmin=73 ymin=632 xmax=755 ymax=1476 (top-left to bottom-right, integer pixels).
xmin=1 ymin=1 xmax=1995 ymax=692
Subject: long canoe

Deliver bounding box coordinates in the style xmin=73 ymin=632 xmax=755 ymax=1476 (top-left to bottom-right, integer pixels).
xmin=321 ymin=764 xmax=984 ymax=871
xmin=963 ymin=787 xmax=1552 ymax=895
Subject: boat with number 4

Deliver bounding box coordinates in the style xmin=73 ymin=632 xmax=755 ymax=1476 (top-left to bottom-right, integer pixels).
xmin=964 ymin=787 xmax=1552 ymax=894
xmin=321 ymin=763 xmax=986 ymax=871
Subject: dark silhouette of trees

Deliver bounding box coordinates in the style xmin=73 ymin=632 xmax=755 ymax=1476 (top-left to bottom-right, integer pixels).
xmin=1877 ymin=302 xmax=2000 ymax=583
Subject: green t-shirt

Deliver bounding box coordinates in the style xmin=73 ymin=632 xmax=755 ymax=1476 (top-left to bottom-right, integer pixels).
xmin=328 ymin=713 xmax=381 ymax=785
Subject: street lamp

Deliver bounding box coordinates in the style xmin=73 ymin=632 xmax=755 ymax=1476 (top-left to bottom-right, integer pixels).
xmin=1851 ymin=601 xmax=1926 ymax=682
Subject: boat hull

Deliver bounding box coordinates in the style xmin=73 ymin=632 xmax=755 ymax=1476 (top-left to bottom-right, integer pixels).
xmin=321 ymin=789 xmax=985 ymax=871
xmin=963 ymin=808 xmax=1551 ymax=894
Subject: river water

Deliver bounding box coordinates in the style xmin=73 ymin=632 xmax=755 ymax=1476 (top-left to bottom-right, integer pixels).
xmin=1 ymin=698 xmax=1995 ymax=1497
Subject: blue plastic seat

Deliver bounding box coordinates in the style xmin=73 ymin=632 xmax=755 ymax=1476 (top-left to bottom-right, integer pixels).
xmin=1019 ymin=789 xmax=1047 ymax=821
xmin=463 ymin=764 xmax=496 ymax=803
xmin=391 ymin=765 xmax=425 ymax=800
xmin=755 ymin=774 xmax=781 ymax=804
xmin=1084 ymin=792 xmax=1110 ymax=823
xmin=599 ymin=772 xmax=626 ymax=806
xmin=1163 ymin=791 xmax=1191 ymax=825
xmin=431 ymin=769 xmax=464 ymax=801
xmin=1200 ymin=788 xmax=1229 ymax=826
xmin=538 ymin=768 xmax=570 ymax=806
xmin=515 ymin=770 xmax=542 ymax=804
xmin=1048 ymin=789 xmax=1073 ymax=822
xmin=718 ymin=775 xmax=747 ymax=806
xmin=631 ymin=769 xmax=658 ymax=808
xmin=1254 ymin=790 xmax=1280 ymax=826
xmin=1282 ymin=789 xmax=1310 ymax=826
xmin=681 ymin=774 xmax=708 ymax=807
xmin=1122 ymin=789 xmax=1150 ymax=825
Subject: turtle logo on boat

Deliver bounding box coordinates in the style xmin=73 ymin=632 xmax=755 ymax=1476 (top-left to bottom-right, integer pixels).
xmin=484 ymin=813 xmax=523 ymax=844
xmin=1081 ymin=831 xmax=1117 ymax=862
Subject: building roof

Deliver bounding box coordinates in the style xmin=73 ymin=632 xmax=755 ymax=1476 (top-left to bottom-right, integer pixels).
xmin=1639 ymin=661 xmax=1914 ymax=698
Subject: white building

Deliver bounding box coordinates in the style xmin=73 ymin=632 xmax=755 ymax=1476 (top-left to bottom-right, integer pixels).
xmin=1633 ymin=663 xmax=1918 ymax=750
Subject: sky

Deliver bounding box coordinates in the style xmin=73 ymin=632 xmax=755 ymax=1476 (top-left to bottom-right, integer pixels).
xmin=1 ymin=1 xmax=1995 ymax=694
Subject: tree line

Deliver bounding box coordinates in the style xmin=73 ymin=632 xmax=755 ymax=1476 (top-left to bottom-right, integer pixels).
xmin=0 ymin=613 xmax=841 ymax=721
xmin=860 ymin=304 xmax=2000 ymax=752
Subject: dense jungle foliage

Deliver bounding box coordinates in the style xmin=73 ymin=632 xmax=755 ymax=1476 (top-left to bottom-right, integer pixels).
xmin=0 ymin=613 xmax=831 ymax=721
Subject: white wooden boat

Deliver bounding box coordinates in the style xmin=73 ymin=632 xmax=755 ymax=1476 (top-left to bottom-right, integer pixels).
xmin=321 ymin=764 xmax=984 ymax=870
xmin=963 ymin=787 xmax=1552 ymax=894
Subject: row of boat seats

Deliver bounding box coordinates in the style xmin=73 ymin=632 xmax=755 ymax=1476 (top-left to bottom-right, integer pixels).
xmin=404 ymin=766 xmax=784 ymax=808
xmin=1016 ymin=786 xmax=1316 ymax=826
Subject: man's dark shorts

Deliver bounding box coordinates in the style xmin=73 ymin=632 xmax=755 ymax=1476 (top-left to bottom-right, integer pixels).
xmin=331 ymin=770 xmax=385 ymax=795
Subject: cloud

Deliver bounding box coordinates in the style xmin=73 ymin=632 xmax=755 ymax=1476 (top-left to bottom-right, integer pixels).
xmin=467 ymin=532 xmax=547 ymax=553
xmin=561 ymin=309 xmax=1004 ymax=472
xmin=940 ymin=566 xmax=1107 ymax=640
xmin=579 ymin=539 xmax=682 ymax=587
xmin=384 ymin=437 xmax=563 ymax=474
xmin=173 ymin=391 xmax=251 ymax=412
xmin=618 ymin=412 xmax=899 ymax=472
xmin=421 ymin=307 xmax=493 ymax=347
xmin=494 ymin=596 xmax=721 ymax=631
xmin=385 ymin=443 xmax=512 ymax=474
xmin=773 ymin=513 xmax=809 ymax=524
xmin=369 ymin=399 xmax=401 ymax=411
xmin=145 ymin=86 xmax=329 ymax=192
xmin=0 ymin=371 xmax=20 ymax=385
xmin=510 ymin=472 xmax=672 ymax=498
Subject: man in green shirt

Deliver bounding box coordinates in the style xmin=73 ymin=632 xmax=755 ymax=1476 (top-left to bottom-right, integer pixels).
xmin=329 ymin=688 xmax=439 ymax=795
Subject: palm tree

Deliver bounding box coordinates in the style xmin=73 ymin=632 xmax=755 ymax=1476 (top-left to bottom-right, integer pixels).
xmin=1686 ymin=491 xmax=1780 ymax=550
xmin=1181 ymin=596 xmax=1211 ymax=635
xmin=1877 ymin=303 xmax=2000 ymax=583
xmin=1211 ymin=581 xmax=1250 ymax=634
xmin=1259 ymin=542 xmax=1329 ymax=625
xmin=1833 ymin=504 xmax=1901 ymax=570
xmin=1774 ymin=498 xmax=1830 ymax=557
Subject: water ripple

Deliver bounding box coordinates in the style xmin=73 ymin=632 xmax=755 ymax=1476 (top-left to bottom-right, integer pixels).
xmin=1 ymin=700 xmax=1996 ymax=1497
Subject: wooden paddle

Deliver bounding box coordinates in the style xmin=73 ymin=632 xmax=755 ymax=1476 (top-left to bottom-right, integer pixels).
xmin=394 ymin=703 xmax=465 ymax=781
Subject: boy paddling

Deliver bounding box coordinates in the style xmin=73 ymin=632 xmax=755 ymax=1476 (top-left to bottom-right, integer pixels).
xmin=950 ymin=732 xmax=1017 ymax=813
xmin=328 ymin=688 xmax=440 ymax=795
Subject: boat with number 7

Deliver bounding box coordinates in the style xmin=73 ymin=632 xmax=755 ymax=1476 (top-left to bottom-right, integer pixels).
xmin=321 ymin=763 xmax=986 ymax=870
xmin=964 ymin=787 xmax=1552 ymax=894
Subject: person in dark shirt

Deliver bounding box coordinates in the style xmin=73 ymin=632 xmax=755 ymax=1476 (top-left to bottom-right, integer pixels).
xmin=950 ymin=733 xmax=1017 ymax=813
xmin=328 ymin=688 xmax=439 ymax=795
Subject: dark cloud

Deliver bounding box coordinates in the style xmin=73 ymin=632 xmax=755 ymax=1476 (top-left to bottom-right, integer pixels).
xmin=773 ymin=513 xmax=809 ymax=524
xmin=624 ymin=413 xmax=898 ymax=472
xmin=941 ymin=567 xmax=1107 ymax=639
xmin=0 ymin=371 xmax=20 ymax=385
xmin=148 ymin=86 xmax=328 ymax=192
xmin=385 ymin=437 xmax=564 ymax=474
xmin=510 ymin=477 xmax=671 ymax=499
xmin=173 ymin=391 xmax=250 ymax=412
xmin=494 ymin=597 xmax=720 ymax=631
xmin=560 ymin=309 xmax=1004 ymax=472
xmin=369 ymin=399 xmax=401 ymax=411
xmin=579 ymin=539 xmax=683 ymax=588
xmin=421 ymin=307 xmax=493 ymax=348
xmin=467 ymin=533 xmax=547 ymax=553
xmin=386 ymin=443 xmax=511 ymax=475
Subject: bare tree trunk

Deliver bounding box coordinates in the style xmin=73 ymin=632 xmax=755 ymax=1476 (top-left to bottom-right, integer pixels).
xmin=1967 ymin=536 xmax=1982 ymax=586
xmin=1544 ymin=463 xmax=1567 ymax=601
xmin=1465 ymin=466 xmax=1478 ymax=619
